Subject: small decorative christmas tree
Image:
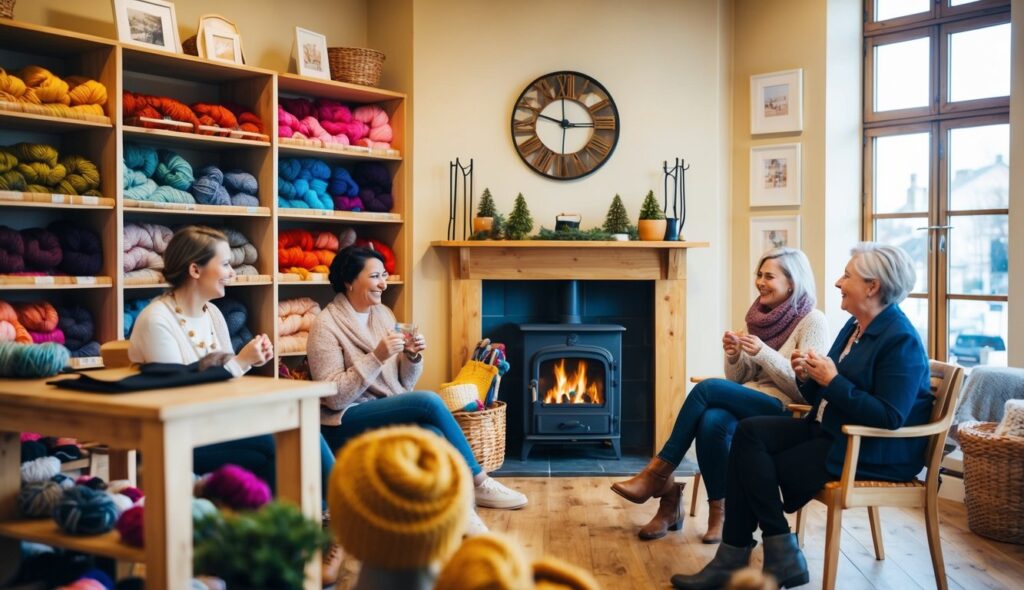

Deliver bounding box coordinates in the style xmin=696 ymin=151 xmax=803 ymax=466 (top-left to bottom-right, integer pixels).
xmin=603 ymin=194 xmax=630 ymax=234
xmin=476 ymin=188 xmax=497 ymax=218
xmin=639 ymin=190 xmax=665 ymax=220
xmin=504 ymin=193 xmax=534 ymax=240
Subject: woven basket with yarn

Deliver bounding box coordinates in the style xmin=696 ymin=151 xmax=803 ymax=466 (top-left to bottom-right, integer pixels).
xmin=327 ymin=47 xmax=385 ymax=87
xmin=439 ymin=383 xmax=478 ymax=412
xmin=959 ymin=421 xmax=1024 ymax=544
xmin=182 ymin=35 xmax=199 ymax=56
xmin=453 ymin=401 xmax=506 ymax=473
xmin=0 ymin=0 xmax=14 ymax=19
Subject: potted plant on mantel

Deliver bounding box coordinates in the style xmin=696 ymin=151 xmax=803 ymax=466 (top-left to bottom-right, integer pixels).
xmin=638 ymin=190 xmax=666 ymax=241
xmin=504 ymin=193 xmax=534 ymax=240
xmin=474 ymin=188 xmax=498 ymax=236
xmin=603 ymin=194 xmax=631 ymax=241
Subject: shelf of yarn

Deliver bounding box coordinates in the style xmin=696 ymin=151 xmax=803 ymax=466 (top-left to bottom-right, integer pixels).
xmin=0 ymin=191 xmax=114 ymax=209
xmin=0 ymin=275 xmax=112 ymax=289
xmin=123 ymin=199 xmax=270 ymax=217
xmin=278 ymin=140 xmax=400 ymax=162
xmin=123 ymin=124 xmax=271 ymax=150
xmin=277 ymin=208 xmax=401 ymax=225
xmin=276 ymin=272 xmax=403 ymax=286
xmin=0 ymin=519 xmax=145 ymax=563
xmin=0 ymin=108 xmax=112 ymax=132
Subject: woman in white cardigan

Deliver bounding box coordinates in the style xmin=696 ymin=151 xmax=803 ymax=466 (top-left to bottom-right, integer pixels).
xmin=611 ymin=247 xmax=829 ymax=544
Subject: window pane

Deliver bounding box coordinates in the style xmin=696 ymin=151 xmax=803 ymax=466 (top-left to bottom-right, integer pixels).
xmin=876 ymin=218 xmax=929 ymax=293
xmin=950 ymin=0 xmax=982 ymax=7
xmin=900 ymin=297 xmax=930 ymax=348
xmin=874 ymin=133 xmax=930 ymax=213
xmin=875 ymin=0 xmax=931 ymax=21
xmin=949 ymin=124 xmax=1009 ymax=210
xmin=875 ymin=37 xmax=931 ymax=112
xmin=949 ymin=299 xmax=1008 ymax=367
xmin=948 ymin=215 xmax=1008 ymax=295
xmin=949 ymin=23 xmax=1011 ymax=102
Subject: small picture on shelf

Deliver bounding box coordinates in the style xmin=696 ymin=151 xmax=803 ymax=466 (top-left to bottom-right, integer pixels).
xmin=113 ymin=0 xmax=181 ymax=53
xmin=205 ymin=29 xmax=242 ymax=64
xmin=295 ymin=27 xmax=330 ymax=80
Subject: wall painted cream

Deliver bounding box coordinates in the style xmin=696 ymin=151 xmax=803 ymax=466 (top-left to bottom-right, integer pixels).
xmin=16 ymin=0 xmax=367 ymax=73
xmin=1010 ymin=0 xmax=1023 ymax=367
xmin=408 ymin=0 xmax=734 ymax=391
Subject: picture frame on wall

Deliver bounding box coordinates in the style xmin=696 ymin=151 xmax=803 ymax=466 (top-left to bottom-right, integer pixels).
xmin=750 ymin=69 xmax=803 ymax=134
xmin=750 ymin=215 xmax=801 ymax=280
xmin=750 ymin=143 xmax=802 ymax=207
xmin=295 ymin=27 xmax=331 ymax=80
xmin=113 ymin=0 xmax=181 ymax=53
xmin=204 ymin=29 xmax=243 ymax=65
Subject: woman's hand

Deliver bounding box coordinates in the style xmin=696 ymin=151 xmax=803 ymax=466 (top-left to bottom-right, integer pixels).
xmin=238 ymin=334 xmax=273 ymax=368
xmin=738 ymin=334 xmax=764 ymax=356
xmin=722 ymin=331 xmax=741 ymax=358
xmin=803 ymin=350 xmax=838 ymax=387
xmin=374 ymin=333 xmax=405 ymax=362
xmin=791 ymin=349 xmax=809 ymax=381
xmin=405 ymin=333 xmax=426 ymax=355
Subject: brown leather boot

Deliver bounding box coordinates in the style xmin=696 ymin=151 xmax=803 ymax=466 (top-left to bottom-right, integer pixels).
xmin=702 ymin=499 xmax=725 ymax=544
xmin=639 ymin=483 xmax=685 ymax=540
xmin=321 ymin=511 xmax=344 ymax=587
xmin=611 ymin=457 xmax=678 ymax=504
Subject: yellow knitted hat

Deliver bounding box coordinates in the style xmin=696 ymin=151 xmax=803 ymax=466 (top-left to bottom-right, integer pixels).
xmin=533 ymin=556 xmax=601 ymax=590
xmin=328 ymin=425 xmax=473 ymax=569
xmin=435 ymin=533 xmax=532 ymax=590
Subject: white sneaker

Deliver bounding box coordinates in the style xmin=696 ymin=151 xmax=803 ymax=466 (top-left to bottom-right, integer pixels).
xmin=474 ymin=477 xmax=528 ymax=510
xmin=465 ymin=509 xmax=489 ymax=536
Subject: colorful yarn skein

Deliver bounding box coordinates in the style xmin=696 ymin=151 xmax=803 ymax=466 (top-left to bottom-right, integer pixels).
xmin=315 ymin=99 xmax=367 ymax=144
xmin=0 ymin=66 xmax=107 ymax=118
xmin=56 ymin=305 xmax=100 ymax=358
xmin=0 ymin=144 xmax=101 ymax=196
xmin=0 ymin=341 xmax=70 ymax=378
xmin=54 ymin=485 xmax=118 ymax=535
xmin=123 ymin=222 xmax=173 ymax=281
xmin=200 ymin=464 xmax=272 ymax=510
xmin=277 ymin=157 xmax=333 ymax=209
xmin=18 ymin=480 xmax=65 ymax=518
xmin=278 ymin=297 xmax=321 ymax=353
xmin=21 ymin=227 xmax=63 ymax=272
xmin=278 ymin=229 xmax=336 ymax=274
xmin=48 ymin=221 xmax=102 ymax=276
xmin=123 ymin=91 xmax=200 ymax=130
xmin=15 ymin=301 xmax=63 ymax=345
xmin=0 ymin=299 xmax=32 ymax=344
xmin=21 ymin=455 xmax=61 ymax=483
xmin=123 ymin=144 xmax=195 ymax=204
xmin=353 ymin=162 xmax=394 ymax=212
xmin=353 ymin=104 xmax=394 ymax=149
xmin=190 ymin=166 xmax=260 ymax=207
xmin=223 ymin=170 xmax=259 ymax=207
xmin=329 ymin=166 xmax=362 ymax=211
xmin=213 ymin=297 xmax=254 ymax=352
xmin=219 ymin=227 xmax=258 ymax=276
xmin=0 ymin=226 xmax=25 ymax=273
xmin=123 ymin=297 xmax=152 ymax=338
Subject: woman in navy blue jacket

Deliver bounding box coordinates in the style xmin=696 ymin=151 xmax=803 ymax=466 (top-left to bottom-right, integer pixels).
xmin=671 ymin=243 xmax=932 ymax=590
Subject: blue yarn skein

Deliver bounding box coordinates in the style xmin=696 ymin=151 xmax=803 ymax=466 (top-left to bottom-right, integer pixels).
xmin=122 ymin=144 xmax=195 ymax=204
xmin=190 ymin=165 xmax=231 ymax=205
xmin=154 ymin=149 xmax=195 ymax=190
xmin=328 ymin=166 xmax=359 ymax=197
xmin=123 ymin=143 xmax=158 ymax=177
xmin=56 ymin=305 xmax=94 ymax=350
xmin=223 ymin=170 xmax=259 ymax=207
xmin=277 ymin=158 xmax=333 ymax=209
xmin=54 ymin=485 xmax=118 ymax=535
xmin=123 ymin=297 xmax=152 ymax=338
xmin=0 ymin=342 xmax=69 ymax=378
xmin=213 ymin=297 xmax=253 ymax=352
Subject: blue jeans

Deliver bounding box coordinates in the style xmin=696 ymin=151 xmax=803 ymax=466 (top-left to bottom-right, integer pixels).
xmin=194 ymin=434 xmax=336 ymax=501
xmin=321 ymin=391 xmax=483 ymax=476
xmin=657 ymin=378 xmax=788 ymax=500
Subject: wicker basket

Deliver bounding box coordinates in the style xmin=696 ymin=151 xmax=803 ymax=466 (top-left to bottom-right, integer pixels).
xmin=182 ymin=35 xmax=199 ymax=56
xmin=327 ymin=47 xmax=385 ymax=87
xmin=960 ymin=421 xmax=1024 ymax=544
xmin=453 ymin=401 xmax=506 ymax=473
xmin=0 ymin=0 xmax=14 ymax=19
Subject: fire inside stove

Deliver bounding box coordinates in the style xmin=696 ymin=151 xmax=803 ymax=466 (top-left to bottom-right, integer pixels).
xmin=541 ymin=358 xmax=605 ymax=405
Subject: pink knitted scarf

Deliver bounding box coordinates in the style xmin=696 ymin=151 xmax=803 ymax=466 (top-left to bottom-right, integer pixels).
xmin=744 ymin=293 xmax=814 ymax=351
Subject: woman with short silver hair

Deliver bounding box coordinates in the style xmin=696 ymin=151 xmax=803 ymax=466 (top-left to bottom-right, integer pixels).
xmin=612 ymin=247 xmax=828 ymax=544
xmin=671 ymin=242 xmax=931 ymax=590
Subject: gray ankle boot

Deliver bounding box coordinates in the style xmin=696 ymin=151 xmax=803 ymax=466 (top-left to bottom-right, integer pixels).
xmin=762 ymin=533 xmax=809 ymax=588
xmin=670 ymin=542 xmax=753 ymax=589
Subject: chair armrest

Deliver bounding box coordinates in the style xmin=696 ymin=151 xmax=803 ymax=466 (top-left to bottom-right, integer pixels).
xmin=787 ymin=403 xmax=811 ymax=417
xmin=841 ymin=421 xmax=948 ymax=439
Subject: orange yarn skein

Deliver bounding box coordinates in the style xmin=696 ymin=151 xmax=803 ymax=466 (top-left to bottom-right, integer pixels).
xmin=0 ymin=300 xmax=32 ymax=344
xmin=13 ymin=301 xmax=59 ymax=332
xmin=18 ymin=66 xmax=71 ymax=106
xmin=192 ymin=103 xmax=238 ymax=136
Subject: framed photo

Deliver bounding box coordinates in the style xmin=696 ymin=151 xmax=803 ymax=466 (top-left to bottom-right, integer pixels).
xmin=750 ymin=69 xmax=803 ymax=134
xmin=749 ymin=143 xmax=801 ymax=207
xmin=295 ymin=27 xmax=330 ymax=80
xmin=204 ymin=29 xmax=242 ymax=64
xmin=113 ymin=0 xmax=181 ymax=53
xmin=750 ymin=215 xmax=801 ymax=277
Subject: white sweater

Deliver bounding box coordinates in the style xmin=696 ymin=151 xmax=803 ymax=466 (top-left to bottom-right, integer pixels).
xmin=128 ymin=294 xmax=246 ymax=377
xmin=723 ymin=309 xmax=829 ymax=405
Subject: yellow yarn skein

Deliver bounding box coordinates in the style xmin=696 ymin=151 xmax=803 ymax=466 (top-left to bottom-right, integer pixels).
xmin=9 ymin=143 xmax=59 ymax=167
xmin=328 ymin=425 xmax=473 ymax=570
xmin=0 ymin=151 xmax=16 ymax=174
xmin=533 ymin=556 xmax=601 ymax=590
xmin=65 ymin=76 xmax=108 ymax=107
xmin=24 ymin=184 xmax=51 ymax=194
xmin=19 ymin=66 xmax=71 ymax=106
xmin=0 ymin=170 xmax=27 ymax=191
xmin=57 ymin=155 xmax=101 ymax=195
xmin=435 ymin=533 xmax=533 ymax=590
xmin=0 ymin=68 xmax=28 ymax=104
xmin=17 ymin=161 xmax=67 ymax=186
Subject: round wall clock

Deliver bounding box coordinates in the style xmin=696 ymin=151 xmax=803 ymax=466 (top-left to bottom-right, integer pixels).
xmin=511 ymin=71 xmax=620 ymax=180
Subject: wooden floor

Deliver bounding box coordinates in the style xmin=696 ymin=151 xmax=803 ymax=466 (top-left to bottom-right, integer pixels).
xmin=333 ymin=476 xmax=1024 ymax=590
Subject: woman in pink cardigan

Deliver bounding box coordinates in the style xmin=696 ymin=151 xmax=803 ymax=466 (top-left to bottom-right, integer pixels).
xmin=307 ymin=246 xmax=528 ymax=534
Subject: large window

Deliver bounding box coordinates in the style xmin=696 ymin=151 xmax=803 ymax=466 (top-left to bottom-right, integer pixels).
xmin=864 ymin=0 xmax=1011 ymax=367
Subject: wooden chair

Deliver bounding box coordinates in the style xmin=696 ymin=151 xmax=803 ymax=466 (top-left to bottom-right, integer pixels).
xmin=793 ymin=360 xmax=965 ymax=590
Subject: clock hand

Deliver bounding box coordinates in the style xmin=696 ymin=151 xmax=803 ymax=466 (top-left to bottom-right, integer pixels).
xmin=566 ymin=122 xmax=595 ymax=128
xmin=561 ymin=126 xmax=566 ymax=154
xmin=537 ymin=113 xmax=564 ymax=125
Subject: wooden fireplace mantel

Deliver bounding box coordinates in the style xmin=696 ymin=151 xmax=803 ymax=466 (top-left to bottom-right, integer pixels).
xmin=432 ymin=240 xmax=709 ymax=449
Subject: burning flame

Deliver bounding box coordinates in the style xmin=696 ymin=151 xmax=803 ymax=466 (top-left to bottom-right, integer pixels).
xmin=544 ymin=359 xmax=602 ymax=404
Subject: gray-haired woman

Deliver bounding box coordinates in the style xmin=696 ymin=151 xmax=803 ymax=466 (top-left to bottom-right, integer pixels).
xmin=670 ymin=243 xmax=932 ymax=590
xmin=612 ymin=248 xmax=828 ymax=543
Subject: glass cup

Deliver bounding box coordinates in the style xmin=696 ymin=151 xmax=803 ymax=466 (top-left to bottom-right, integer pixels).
xmin=395 ymin=322 xmax=418 ymax=347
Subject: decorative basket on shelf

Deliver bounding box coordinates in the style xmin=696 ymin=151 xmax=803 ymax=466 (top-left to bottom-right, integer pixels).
xmin=327 ymin=47 xmax=385 ymax=87
xmin=959 ymin=421 xmax=1024 ymax=544
xmin=182 ymin=35 xmax=199 ymax=56
xmin=0 ymin=0 xmax=15 ymax=19
xmin=453 ymin=400 xmax=506 ymax=473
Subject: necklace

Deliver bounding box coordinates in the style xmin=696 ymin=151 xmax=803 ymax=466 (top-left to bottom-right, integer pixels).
xmin=852 ymin=323 xmax=862 ymax=344
xmin=166 ymin=294 xmax=217 ymax=355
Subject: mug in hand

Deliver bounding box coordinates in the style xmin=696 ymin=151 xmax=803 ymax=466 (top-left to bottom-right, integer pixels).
xmin=394 ymin=322 xmax=418 ymax=346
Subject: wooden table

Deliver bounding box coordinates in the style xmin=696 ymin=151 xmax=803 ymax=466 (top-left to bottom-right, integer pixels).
xmin=0 ymin=370 xmax=333 ymax=589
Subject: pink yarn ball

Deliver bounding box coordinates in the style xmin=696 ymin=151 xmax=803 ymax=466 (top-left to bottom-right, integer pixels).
xmin=29 ymin=328 xmax=65 ymax=344
xmin=120 ymin=486 xmax=144 ymax=504
xmin=56 ymin=580 xmax=106 ymax=590
xmin=201 ymin=464 xmax=271 ymax=510
xmin=0 ymin=321 xmax=15 ymax=342
xmin=20 ymin=432 xmax=42 ymax=443
xmin=116 ymin=504 xmax=144 ymax=547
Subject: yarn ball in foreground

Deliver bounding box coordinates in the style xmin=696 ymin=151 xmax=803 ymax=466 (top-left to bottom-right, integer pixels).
xmin=434 ymin=533 xmax=532 ymax=590
xmin=201 ymin=464 xmax=271 ymax=510
xmin=21 ymin=455 xmax=61 ymax=483
xmin=54 ymin=485 xmax=119 ymax=535
xmin=0 ymin=341 xmax=70 ymax=378
xmin=115 ymin=504 xmax=144 ymax=547
xmin=17 ymin=480 xmax=65 ymax=517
